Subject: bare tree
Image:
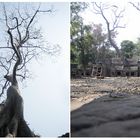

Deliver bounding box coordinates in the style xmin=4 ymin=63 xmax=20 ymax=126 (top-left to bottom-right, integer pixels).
xmin=92 ymin=2 xmax=125 ymax=57
xmin=0 ymin=3 xmax=59 ymax=137
xmin=129 ymin=2 xmax=140 ymax=11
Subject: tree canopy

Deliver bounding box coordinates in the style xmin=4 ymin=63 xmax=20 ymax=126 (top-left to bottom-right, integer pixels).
xmin=121 ymin=40 xmax=136 ymax=58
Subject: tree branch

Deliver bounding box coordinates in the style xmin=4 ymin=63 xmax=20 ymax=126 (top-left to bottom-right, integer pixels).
xmin=0 ymin=3 xmax=53 ymax=95
xmin=13 ymin=17 xmax=22 ymax=42
xmin=129 ymin=2 xmax=140 ymax=11
xmin=0 ymin=80 xmax=8 ymax=98
xmin=92 ymin=2 xmax=125 ymax=57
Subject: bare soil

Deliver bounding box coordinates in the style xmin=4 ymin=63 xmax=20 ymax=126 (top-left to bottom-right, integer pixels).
xmin=71 ymin=77 xmax=140 ymax=110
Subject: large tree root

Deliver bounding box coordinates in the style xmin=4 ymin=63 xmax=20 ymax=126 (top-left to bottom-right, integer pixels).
xmin=0 ymin=119 xmax=35 ymax=137
xmin=0 ymin=103 xmax=36 ymax=137
xmin=0 ymin=85 xmax=38 ymax=137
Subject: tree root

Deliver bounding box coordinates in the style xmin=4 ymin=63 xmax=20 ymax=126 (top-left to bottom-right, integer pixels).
xmin=0 ymin=93 xmax=37 ymax=137
xmin=0 ymin=111 xmax=35 ymax=137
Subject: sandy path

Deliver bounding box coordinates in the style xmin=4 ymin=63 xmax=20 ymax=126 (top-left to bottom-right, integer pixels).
xmin=71 ymin=93 xmax=107 ymax=111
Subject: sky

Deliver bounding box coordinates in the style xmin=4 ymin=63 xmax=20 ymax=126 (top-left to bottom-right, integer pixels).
xmin=21 ymin=3 xmax=70 ymax=137
xmin=81 ymin=1 xmax=140 ymax=48
xmin=0 ymin=2 xmax=70 ymax=137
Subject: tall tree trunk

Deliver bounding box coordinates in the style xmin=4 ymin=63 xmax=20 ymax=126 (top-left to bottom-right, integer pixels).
xmin=106 ymin=22 xmax=121 ymax=58
xmin=0 ymin=83 xmax=35 ymax=137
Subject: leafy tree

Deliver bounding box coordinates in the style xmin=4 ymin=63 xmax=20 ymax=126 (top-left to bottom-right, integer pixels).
xmin=71 ymin=2 xmax=89 ymax=75
xmin=91 ymin=23 xmax=108 ymax=63
xmin=121 ymin=40 xmax=136 ymax=58
xmin=71 ymin=2 xmax=88 ymax=63
xmin=133 ymin=38 xmax=140 ymax=57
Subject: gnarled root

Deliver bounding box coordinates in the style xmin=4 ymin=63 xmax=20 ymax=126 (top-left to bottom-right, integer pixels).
xmin=0 ymin=109 xmax=35 ymax=137
xmin=0 ymin=86 xmax=36 ymax=137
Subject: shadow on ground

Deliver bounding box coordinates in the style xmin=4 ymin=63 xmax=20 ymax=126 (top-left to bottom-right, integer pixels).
xmin=71 ymin=93 xmax=140 ymax=137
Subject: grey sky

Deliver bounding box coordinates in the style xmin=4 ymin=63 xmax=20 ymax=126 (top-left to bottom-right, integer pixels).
xmin=22 ymin=3 xmax=70 ymax=137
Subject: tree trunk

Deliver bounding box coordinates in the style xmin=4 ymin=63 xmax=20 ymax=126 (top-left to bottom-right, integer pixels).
xmin=107 ymin=23 xmax=121 ymax=58
xmin=0 ymin=85 xmax=36 ymax=137
xmin=100 ymin=9 xmax=121 ymax=58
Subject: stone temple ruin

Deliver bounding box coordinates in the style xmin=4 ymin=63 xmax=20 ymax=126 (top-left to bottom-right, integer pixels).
xmin=71 ymin=58 xmax=140 ymax=78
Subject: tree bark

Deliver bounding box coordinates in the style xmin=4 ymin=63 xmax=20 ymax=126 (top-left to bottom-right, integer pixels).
xmin=0 ymin=84 xmax=35 ymax=137
xmin=101 ymin=11 xmax=121 ymax=57
xmin=107 ymin=23 xmax=121 ymax=57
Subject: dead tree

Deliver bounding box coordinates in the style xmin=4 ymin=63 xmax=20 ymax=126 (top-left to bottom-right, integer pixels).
xmin=92 ymin=2 xmax=125 ymax=57
xmin=0 ymin=3 xmax=58 ymax=137
xmin=129 ymin=2 xmax=140 ymax=11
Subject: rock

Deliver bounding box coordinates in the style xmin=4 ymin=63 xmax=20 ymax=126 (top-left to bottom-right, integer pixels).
xmin=71 ymin=94 xmax=140 ymax=137
xmin=59 ymin=133 xmax=69 ymax=137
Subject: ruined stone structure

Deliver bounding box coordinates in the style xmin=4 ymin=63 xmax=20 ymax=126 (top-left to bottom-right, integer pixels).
xmin=92 ymin=58 xmax=140 ymax=77
xmin=71 ymin=58 xmax=140 ymax=78
xmin=110 ymin=58 xmax=140 ymax=77
xmin=91 ymin=63 xmax=105 ymax=78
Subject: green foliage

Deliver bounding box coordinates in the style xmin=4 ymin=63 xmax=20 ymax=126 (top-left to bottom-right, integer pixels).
xmin=71 ymin=2 xmax=88 ymax=18
xmin=134 ymin=38 xmax=140 ymax=57
xmin=71 ymin=2 xmax=88 ymax=66
xmin=121 ymin=40 xmax=136 ymax=58
xmin=71 ymin=2 xmax=88 ymax=38
xmin=71 ymin=2 xmax=118 ymax=73
xmin=71 ymin=44 xmax=79 ymax=63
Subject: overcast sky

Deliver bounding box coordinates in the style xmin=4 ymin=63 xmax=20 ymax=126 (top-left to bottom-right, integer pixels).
xmin=22 ymin=3 xmax=70 ymax=137
xmin=0 ymin=2 xmax=70 ymax=137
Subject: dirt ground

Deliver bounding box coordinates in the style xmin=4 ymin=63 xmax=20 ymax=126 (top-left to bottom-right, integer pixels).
xmin=71 ymin=77 xmax=140 ymax=111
